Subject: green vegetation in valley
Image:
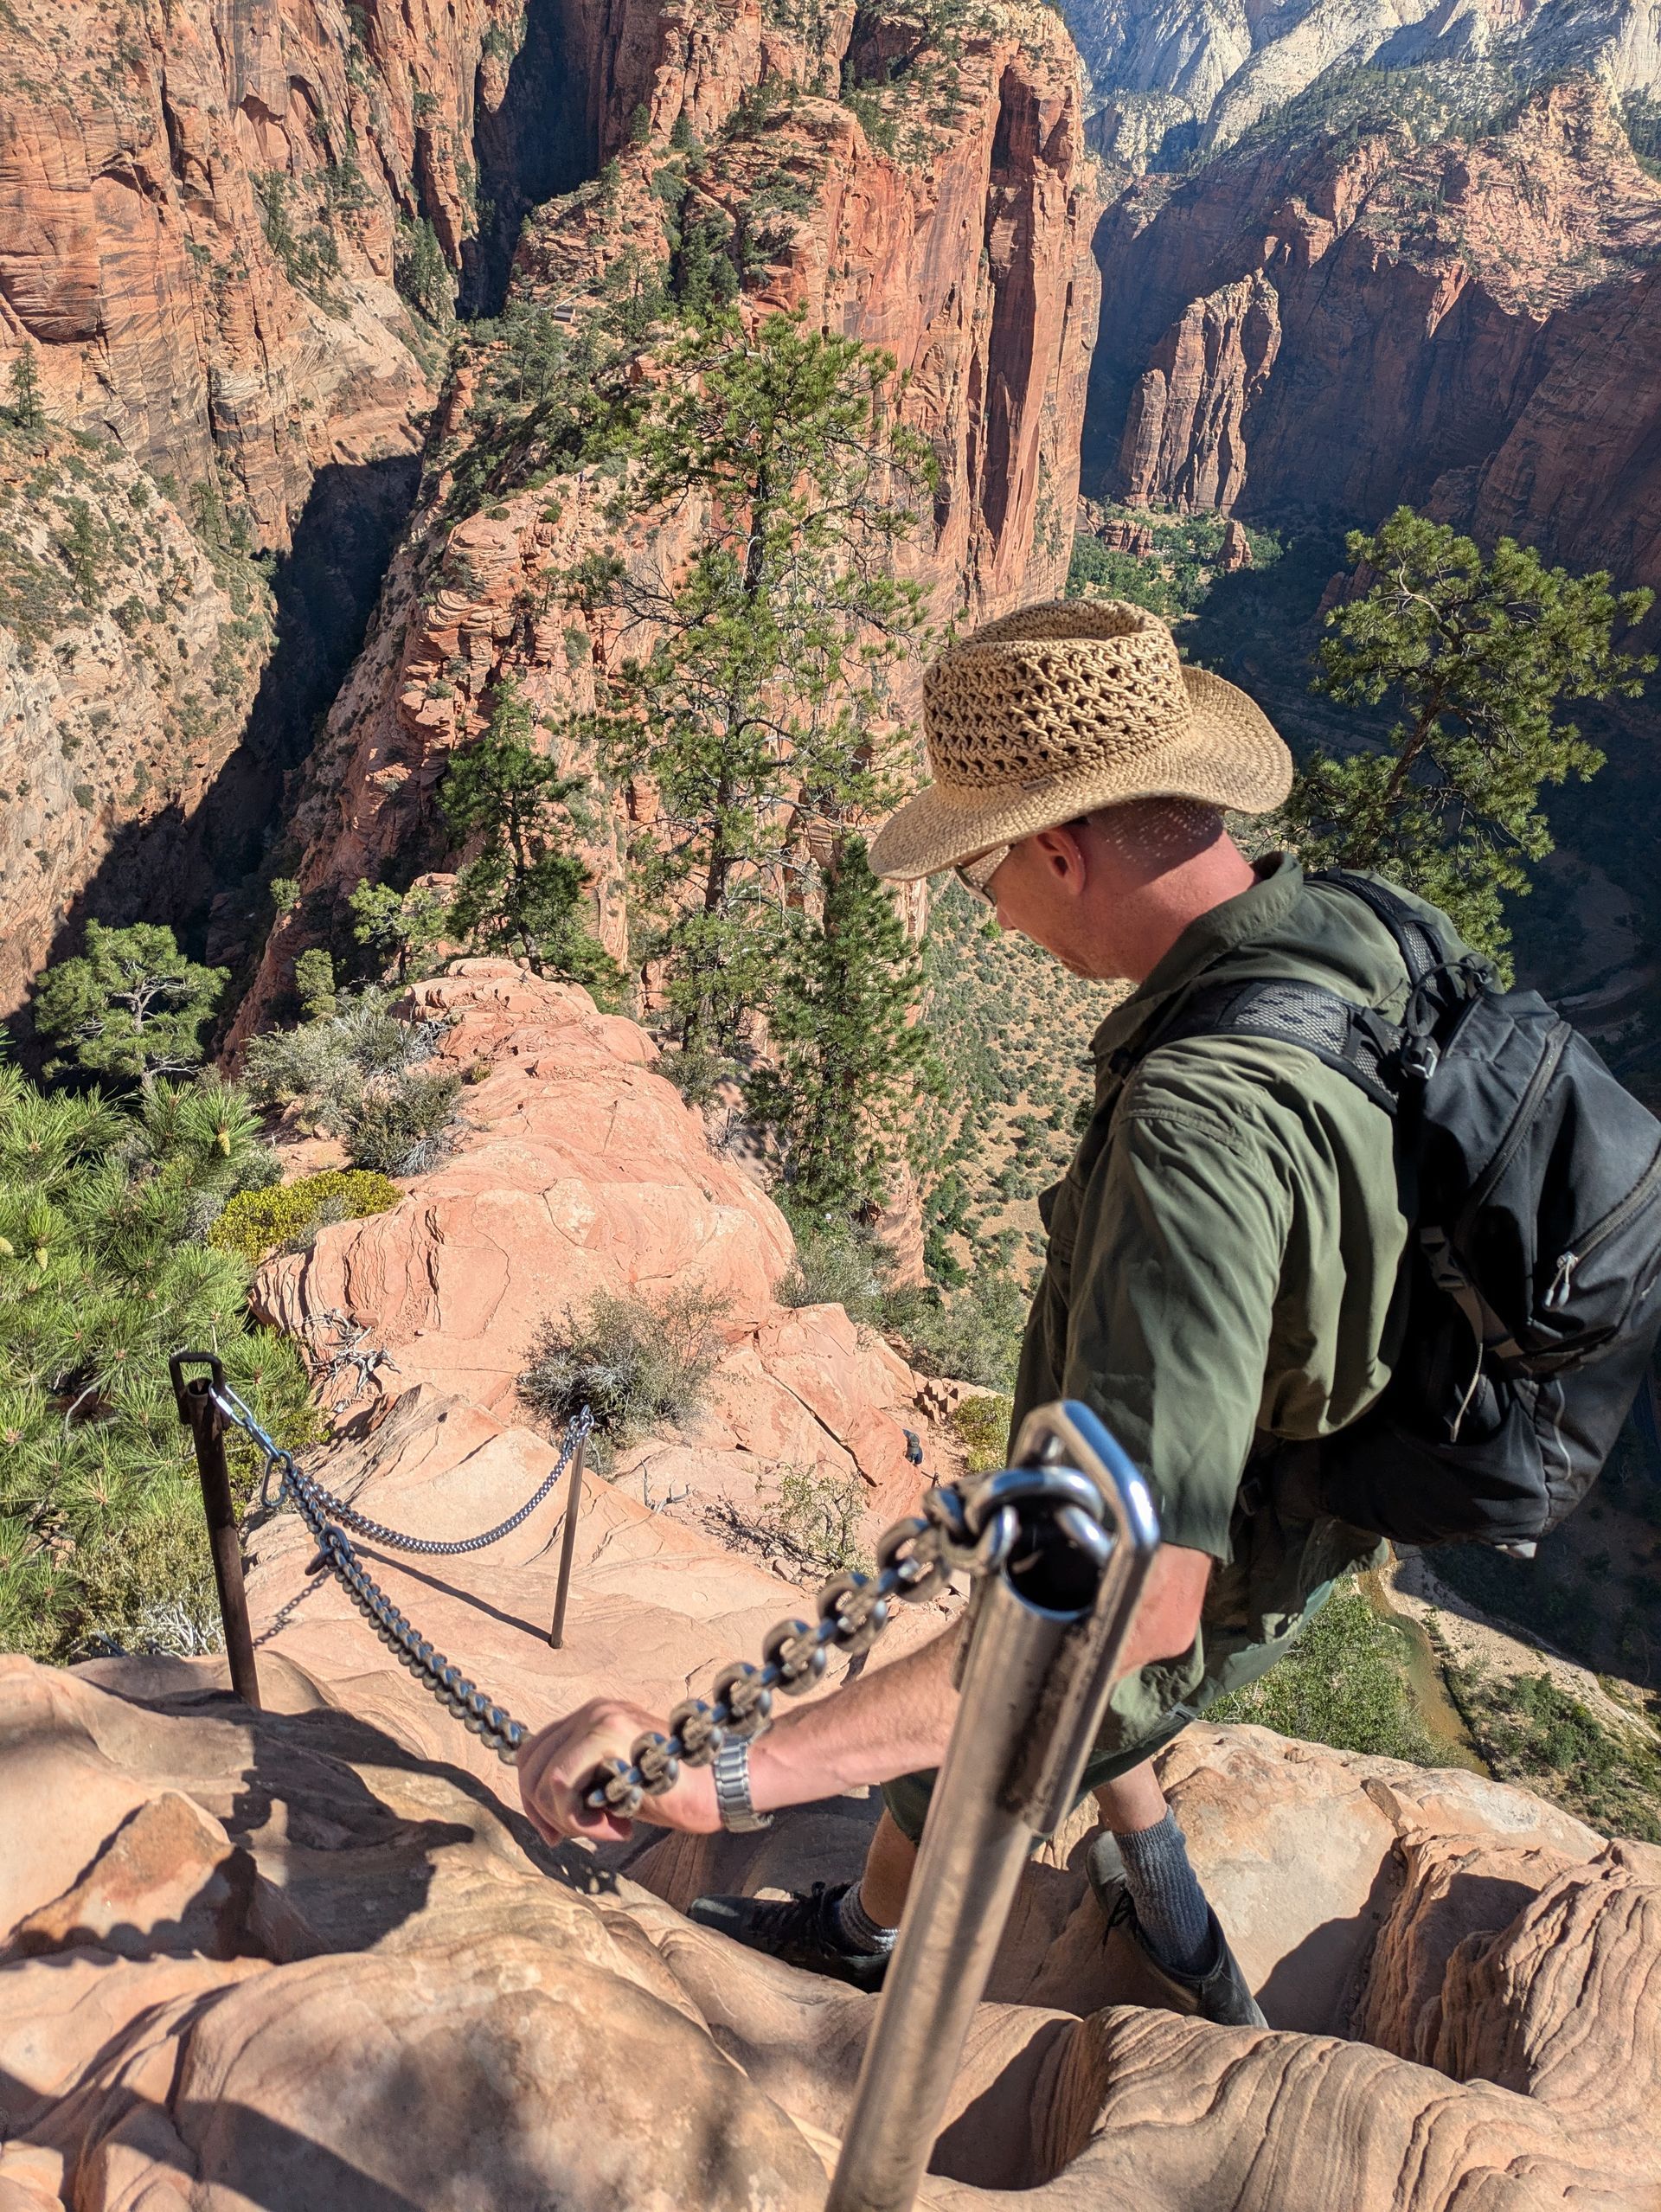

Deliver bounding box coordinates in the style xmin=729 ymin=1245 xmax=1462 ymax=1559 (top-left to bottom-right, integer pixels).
xmin=1285 ymin=507 xmax=1654 ymax=976
xmin=1068 ymin=503 xmax=1282 ymax=619
xmin=0 ymin=1066 xmax=313 ymax=1662
xmin=1209 ymin=1579 xmax=1435 ymax=1765
xmin=920 ymin=877 xmax=1105 ymax=1280
xmin=1446 ymin=1663 xmax=1661 ymax=1842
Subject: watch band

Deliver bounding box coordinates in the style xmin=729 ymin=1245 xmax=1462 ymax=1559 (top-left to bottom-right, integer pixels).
xmin=712 ymin=1737 xmax=773 ymax=1832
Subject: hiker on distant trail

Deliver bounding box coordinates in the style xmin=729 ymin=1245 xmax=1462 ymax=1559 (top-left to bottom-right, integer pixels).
xmin=516 ymin=598 xmax=1470 ymax=2029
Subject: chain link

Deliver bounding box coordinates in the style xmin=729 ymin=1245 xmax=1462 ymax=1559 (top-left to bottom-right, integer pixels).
xmin=583 ymin=1482 xmax=1000 ymax=1816
xmin=285 ymin=1410 xmax=593 ymax=1555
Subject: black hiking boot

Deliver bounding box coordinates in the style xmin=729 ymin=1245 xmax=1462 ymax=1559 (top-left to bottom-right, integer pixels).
xmin=686 ymin=1880 xmax=891 ymax=1991
xmin=1086 ymin=1832 xmax=1268 ymax=2029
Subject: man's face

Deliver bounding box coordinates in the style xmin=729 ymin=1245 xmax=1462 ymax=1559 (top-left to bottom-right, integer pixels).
xmin=978 ymin=833 xmax=1114 ymax=979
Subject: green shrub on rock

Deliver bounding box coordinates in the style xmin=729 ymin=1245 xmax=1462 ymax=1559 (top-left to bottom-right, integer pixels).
xmin=208 ymin=1169 xmax=401 ymax=1266
xmin=518 ymin=1283 xmax=728 ymax=1465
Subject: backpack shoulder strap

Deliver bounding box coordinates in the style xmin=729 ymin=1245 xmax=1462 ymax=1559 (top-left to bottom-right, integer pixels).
xmin=1143 ymin=977 xmax=1405 ymax=1114
xmin=1308 ymin=869 xmax=1447 ymax=987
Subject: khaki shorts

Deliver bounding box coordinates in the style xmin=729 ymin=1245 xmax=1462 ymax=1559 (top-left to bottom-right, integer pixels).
xmin=879 ymin=1573 xmax=1337 ymax=1845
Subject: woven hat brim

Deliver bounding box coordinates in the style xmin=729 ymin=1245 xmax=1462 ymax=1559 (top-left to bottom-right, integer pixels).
xmin=869 ymin=664 xmax=1292 ymax=882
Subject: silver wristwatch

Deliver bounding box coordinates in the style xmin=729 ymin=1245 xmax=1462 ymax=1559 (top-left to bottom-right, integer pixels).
xmin=712 ymin=1737 xmax=773 ymax=1832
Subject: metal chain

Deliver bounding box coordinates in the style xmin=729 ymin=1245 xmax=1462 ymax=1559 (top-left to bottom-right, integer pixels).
xmin=580 ymin=1460 xmax=1110 ymax=1817
xmin=208 ymin=1383 xmax=1114 ymax=1804
xmin=212 ymin=1382 xmax=574 ymax=1763
xmin=279 ymin=1409 xmax=593 ymax=1555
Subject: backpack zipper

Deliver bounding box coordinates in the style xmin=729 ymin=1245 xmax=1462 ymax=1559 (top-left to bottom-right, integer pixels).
xmin=1542 ymin=1142 xmax=1661 ymax=1311
xmin=1458 ymin=1018 xmax=1572 ymax=1239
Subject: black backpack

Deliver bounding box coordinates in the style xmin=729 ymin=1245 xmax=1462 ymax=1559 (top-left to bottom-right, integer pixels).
xmin=1145 ymin=871 xmax=1661 ymax=1552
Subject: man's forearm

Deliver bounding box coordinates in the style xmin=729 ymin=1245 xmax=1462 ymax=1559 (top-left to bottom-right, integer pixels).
xmin=747 ymin=1625 xmax=960 ymax=1813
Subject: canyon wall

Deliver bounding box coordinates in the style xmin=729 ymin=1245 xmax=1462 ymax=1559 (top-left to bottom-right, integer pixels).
xmin=1068 ymin=0 xmax=1661 ymax=167
xmin=0 ymin=0 xmax=593 ymax=1010
xmin=236 ymin=0 xmax=1101 ymax=1034
xmin=0 ymin=0 xmax=1097 ymax=1025
xmin=0 ymin=0 xmax=561 ymax=545
xmin=1086 ymin=78 xmax=1661 ymax=595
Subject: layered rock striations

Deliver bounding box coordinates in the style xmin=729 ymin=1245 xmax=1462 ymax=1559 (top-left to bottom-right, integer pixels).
xmin=234 ymin=0 xmax=1101 ymax=1033
xmin=0 ymin=0 xmax=555 ymax=545
xmin=1087 ymin=76 xmax=1661 ymax=596
xmin=0 ymin=0 xmax=591 ymax=1008
xmin=0 ymin=425 xmax=272 ymax=1013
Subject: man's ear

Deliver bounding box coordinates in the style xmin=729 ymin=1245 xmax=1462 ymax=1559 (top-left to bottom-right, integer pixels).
xmin=1032 ymin=824 xmax=1087 ymax=890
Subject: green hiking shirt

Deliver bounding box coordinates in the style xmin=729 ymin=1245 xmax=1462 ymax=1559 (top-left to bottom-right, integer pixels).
xmin=1010 ymin=853 xmax=1450 ymax=1747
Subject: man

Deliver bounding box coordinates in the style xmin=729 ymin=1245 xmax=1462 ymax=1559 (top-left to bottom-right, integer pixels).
xmin=518 ymin=599 xmax=1427 ymax=2028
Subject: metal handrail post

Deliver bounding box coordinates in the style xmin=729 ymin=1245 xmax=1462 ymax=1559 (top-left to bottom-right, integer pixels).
xmin=824 ymin=1401 xmax=1159 ymax=2212
xmin=548 ymin=1427 xmax=588 ymax=1649
xmin=169 ymin=1351 xmax=261 ymax=1710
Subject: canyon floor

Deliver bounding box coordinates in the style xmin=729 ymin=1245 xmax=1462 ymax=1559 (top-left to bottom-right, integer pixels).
xmin=3 ymin=967 xmax=1658 ymax=2212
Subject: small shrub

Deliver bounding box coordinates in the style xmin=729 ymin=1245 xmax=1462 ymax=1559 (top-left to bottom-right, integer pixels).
xmin=518 ymin=1283 xmax=729 ymax=1463
xmin=777 ymin=1219 xmax=888 ymax=1325
xmin=947 ymin=1392 xmax=1012 ymax=1475
xmin=208 ymin=1168 xmax=401 ymax=1266
xmin=343 ymin=1068 xmax=463 ymax=1175
xmin=758 ymin=1463 xmax=866 ymax=1576
xmin=885 ymin=1269 xmax=1029 ymax=1389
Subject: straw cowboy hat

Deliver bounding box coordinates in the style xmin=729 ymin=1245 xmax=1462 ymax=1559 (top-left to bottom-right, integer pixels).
xmin=869 ymin=600 xmax=1292 ymax=883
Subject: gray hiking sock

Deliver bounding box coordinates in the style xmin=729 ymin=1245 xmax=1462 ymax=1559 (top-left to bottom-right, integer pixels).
xmin=837 ymin=1883 xmax=899 ymax=1955
xmin=1113 ymin=1812 xmax=1215 ymax=1979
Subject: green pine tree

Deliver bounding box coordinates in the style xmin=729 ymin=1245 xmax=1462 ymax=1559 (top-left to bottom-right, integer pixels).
xmin=441 ymin=678 xmax=619 ymax=997
xmin=33 ymin=922 xmax=228 ymax=1089
xmin=747 ymin=837 xmax=938 ymax=1219
xmin=574 ymin=311 xmax=933 ymax=1093
xmin=348 ymin=878 xmax=449 ymax=984
xmin=0 ymin=1061 xmax=310 ymax=1662
xmin=1286 ymin=507 xmax=1655 ymax=973
xmin=293 ymin=947 xmax=338 ymax=1021
xmin=6 ymin=343 xmax=45 ymax=433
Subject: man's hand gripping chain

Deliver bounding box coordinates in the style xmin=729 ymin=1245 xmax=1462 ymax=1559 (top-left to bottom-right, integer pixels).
xmin=582 ymin=1460 xmax=1113 ymax=1817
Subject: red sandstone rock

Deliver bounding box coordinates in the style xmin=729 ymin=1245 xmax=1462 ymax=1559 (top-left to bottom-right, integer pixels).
xmin=1090 ymin=77 xmax=1661 ymax=595
xmin=3 ymin=1655 xmax=1657 ymax=2209
xmin=230 ymin=0 xmax=1100 ymax=1035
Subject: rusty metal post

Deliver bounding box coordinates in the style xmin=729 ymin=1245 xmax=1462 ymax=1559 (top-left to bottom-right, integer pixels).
xmin=169 ymin=1351 xmax=261 ymax=1710
xmin=548 ymin=1427 xmax=588 ymax=1649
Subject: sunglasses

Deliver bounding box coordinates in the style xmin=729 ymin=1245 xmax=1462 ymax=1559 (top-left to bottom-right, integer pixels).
xmin=953 ymin=845 xmax=1010 ymax=906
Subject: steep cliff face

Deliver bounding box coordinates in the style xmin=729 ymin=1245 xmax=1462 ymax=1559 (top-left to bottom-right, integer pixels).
xmin=0 ymin=0 xmax=600 ymax=1007
xmin=0 ymin=422 xmax=272 ymax=1012
xmin=0 ymin=0 xmax=580 ymax=546
xmin=1086 ymin=78 xmax=1661 ymax=583
xmin=235 ymin=0 xmax=1100 ymax=1033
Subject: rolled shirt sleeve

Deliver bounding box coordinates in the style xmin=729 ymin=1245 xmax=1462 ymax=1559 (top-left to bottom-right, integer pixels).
xmin=1059 ymin=1098 xmax=1292 ymax=1562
